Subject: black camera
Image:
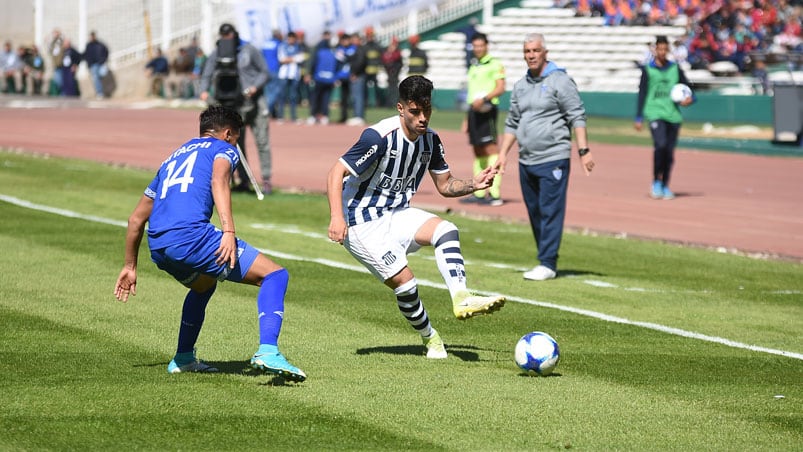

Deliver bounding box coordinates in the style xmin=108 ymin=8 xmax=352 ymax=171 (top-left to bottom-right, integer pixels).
xmin=213 ymin=35 xmax=242 ymax=107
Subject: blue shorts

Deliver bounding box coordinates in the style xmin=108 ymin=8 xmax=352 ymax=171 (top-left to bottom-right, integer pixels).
xmin=150 ymin=225 xmax=260 ymax=286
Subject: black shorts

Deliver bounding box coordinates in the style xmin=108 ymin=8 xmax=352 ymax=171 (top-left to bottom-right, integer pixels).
xmin=467 ymin=106 xmax=499 ymax=146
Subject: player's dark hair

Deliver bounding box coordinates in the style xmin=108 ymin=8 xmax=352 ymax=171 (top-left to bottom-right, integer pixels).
xmin=655 ymin=35 xmax=669 ymax=45
xmin=470 ymin=32 xmax=488 ymax=43
xmin=199 ymin=105 xmax=243 ymax=135
xmin=398 ymin=75 xmax=433 ymax=108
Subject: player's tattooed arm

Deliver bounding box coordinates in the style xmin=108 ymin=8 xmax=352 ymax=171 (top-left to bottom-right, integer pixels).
xmin=443 ymin=177 xmax=475 ymax=197
xmin=433 ymin=170 xmax=494 ymax=198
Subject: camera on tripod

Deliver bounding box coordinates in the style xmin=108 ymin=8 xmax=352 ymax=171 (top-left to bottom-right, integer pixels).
xmin=213 ymin=25 xmax=243 ymax=108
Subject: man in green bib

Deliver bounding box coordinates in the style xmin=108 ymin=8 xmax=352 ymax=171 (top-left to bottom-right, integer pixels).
xmin=461 ymin=32 xmax=506 ymax=206
xmin=634 ymin=35 xmax=694 ymax=200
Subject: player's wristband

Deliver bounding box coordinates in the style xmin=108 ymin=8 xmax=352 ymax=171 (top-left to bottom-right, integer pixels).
xmin=578 ymin=148 xmax=590 ymax=157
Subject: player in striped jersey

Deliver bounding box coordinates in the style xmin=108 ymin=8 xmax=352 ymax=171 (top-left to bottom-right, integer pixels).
xmin=114 ymin=106 xmax=305 ymax=381
xmin=327 ymin=75 xmax=506 ymax=359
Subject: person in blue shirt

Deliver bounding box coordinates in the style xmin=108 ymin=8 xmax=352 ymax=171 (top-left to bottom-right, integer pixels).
xmin=307 ymin=31 xmax=337 ymax=124
xmin=276 ymin=31 xmax=305 ymax=122
xmin=326 ymin=75 xmax=506 ymax=360
xmin=114 ymin=105 xmax=306 ymax=382
xmin=334 ymin=32 xmax=356 ymax=123
xmin=261 ymin=29 xmax=283 ymax=118
xmin=144 ymin=47 xmax=169 ymax=97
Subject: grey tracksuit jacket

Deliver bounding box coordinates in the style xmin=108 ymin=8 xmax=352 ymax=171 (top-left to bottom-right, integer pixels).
xmin=504 ymin=61 xmax=586 ymax=166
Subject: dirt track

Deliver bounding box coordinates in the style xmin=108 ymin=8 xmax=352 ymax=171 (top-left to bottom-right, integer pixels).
xmin=1 ymin=97 xmax=801 ymax=261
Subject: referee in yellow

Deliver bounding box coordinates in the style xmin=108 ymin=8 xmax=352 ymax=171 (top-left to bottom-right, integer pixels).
xmin=461 ymin=32 xmax=506 ymax=206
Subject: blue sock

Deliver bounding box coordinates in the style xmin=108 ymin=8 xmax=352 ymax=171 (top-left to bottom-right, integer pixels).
xmin=257 ymin=268 xmax=288 ymax=347
xmin=256 ymin=344 xmax=279 ymax=355
xmin=176 ymin=285 xmax=216 ymax=354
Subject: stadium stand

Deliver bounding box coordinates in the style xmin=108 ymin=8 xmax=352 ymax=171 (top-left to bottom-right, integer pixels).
xmin=26 ymin=0 xmax=801 ymax=98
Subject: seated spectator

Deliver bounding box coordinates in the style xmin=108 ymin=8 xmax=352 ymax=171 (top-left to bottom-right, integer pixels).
xmin=575 ymin=0 xmax=592 ymax=16
xmin=603 ymin=0 xmax=623 ymax=25
xmin=145 ymin=47 xmax=169 ymax=97
xmin=688 ymin=24 xmax=718 ymax=69
xmin=671 ymin=39 xmax=687 ymax=61
xmin=190 ymin=47 xmax=207 ymax=99
xmin=634 ymin=0 xmax=654 ymax=26
xmin=1 ymin=41 xmax=24 ymax=93
xmin=168 ymin=47 xmax=194 ymax=99
xmin=22 ymin=45 xmax=45 ymax=95
xmin=775 ymin=16 xmax=802 ymax=52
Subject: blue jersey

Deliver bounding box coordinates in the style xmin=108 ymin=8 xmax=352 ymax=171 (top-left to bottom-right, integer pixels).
xmin=262 ymin=38 xmax=281 ymax=74
xmin=335 ymin=43 xmax=356 ymax=80
xmin=313 ymin=46 xmax=338 ymax=84
xmin=145 ymin=137 xmax=239 ymax=250
xmin=338 ymin=116 xmax=449 ymax=226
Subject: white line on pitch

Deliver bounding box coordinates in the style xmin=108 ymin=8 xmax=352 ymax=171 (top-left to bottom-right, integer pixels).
xmin=2 ymin=193 xmax=801 ymax=361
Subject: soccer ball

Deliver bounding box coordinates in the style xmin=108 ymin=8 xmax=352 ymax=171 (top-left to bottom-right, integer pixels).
xmin=514 ymin=332 xmax=560 ymax=376
xmin=670 ymin=83 xmax=692 ymax=103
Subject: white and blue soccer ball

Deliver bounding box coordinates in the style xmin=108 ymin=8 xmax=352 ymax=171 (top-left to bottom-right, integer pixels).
xmin=670 ymin=83 xmax=692 ymax=103
xmin=514 ymin=332 xmax=560 ymax=376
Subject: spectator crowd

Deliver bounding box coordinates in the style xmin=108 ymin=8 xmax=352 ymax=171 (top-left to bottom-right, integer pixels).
xmin=566 ymin=0 xmax=802 ymax=74
xmin=1 ymin=29 xmax=111 ymax=97
xmin=6 ymin=1 xmax=795 ymax=104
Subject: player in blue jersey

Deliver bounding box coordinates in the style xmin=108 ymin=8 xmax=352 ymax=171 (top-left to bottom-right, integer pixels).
xmin=326 ymin=75 xmax=506 ymax=359
xmin=114 ymin=105 xmax=305 ymax=382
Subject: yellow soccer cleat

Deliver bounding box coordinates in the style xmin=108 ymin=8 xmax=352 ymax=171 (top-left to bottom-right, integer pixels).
xmin=423 ymin=329 xmax=448 ymax=359
xmin=452 ymin=290 xmax=506 ymax=320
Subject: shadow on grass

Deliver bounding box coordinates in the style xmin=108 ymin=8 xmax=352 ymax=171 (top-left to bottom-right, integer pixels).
xmin=553 ymin=269 xmax=602 ymax=278
xmin=356 ymin=343 xmax=493 ymax=361
xmin=135 ymin=360 xmax=302 ymax=385
xmin=517 ymin=371 xmax=562 ymax=378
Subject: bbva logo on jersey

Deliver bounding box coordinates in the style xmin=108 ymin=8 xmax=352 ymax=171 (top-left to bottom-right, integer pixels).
xmin=377 ymin=174 xmax=416 ymax=192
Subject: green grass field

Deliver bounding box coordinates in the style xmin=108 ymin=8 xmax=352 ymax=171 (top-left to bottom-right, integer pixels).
xmin=1 ymin=149 xmax=801 ymax=450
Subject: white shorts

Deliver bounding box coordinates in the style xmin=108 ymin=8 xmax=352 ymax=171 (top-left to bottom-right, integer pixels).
xmin=345 ymin=207 xmax=438 ymax=281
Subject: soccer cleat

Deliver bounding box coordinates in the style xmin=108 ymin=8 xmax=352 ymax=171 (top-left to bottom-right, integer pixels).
xmin=167 ymin=349 xmax=219 ymax=374
xmin=423 ymin=330 xmax=448 ymax=359
xmin=452 ymin=290 xmax=506 ymax=320
xmin=662 ymin=186 xmax=675 ymax=200
xmin=251 ymin=351 xmax=307 ymax=382
xmin=488 ymin=197 xmax=504 ymax=207
xmin=650 ymin=180 xmax=663 ymax=199
xmin=523 ymin=265 xmax=557 ymax=281
xmin=459 ymin=195 xmax=483 ymax=204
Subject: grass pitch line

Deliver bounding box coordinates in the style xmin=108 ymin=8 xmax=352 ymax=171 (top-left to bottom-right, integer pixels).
xmin=3 ymin=193 xmax=801 ymax=362
xmin=0 ymin=194 xmax=127 ymax=228
xmin=251 ymin=222 xmax=801 ymax=296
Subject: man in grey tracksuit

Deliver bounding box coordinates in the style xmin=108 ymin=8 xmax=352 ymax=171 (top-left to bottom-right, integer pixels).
xmin=496 ymin=33 xmax=595 ymax=281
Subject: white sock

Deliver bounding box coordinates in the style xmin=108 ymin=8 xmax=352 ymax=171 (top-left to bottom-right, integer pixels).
xmin=432 ymin=221 xmax=467 ymax=298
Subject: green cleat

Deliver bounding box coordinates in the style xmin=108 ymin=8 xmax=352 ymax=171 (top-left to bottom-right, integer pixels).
xmin=423 ymin=330 xmax=447 ymax=359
